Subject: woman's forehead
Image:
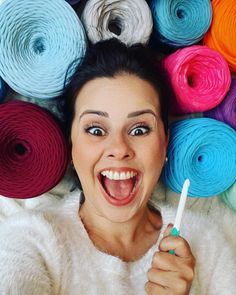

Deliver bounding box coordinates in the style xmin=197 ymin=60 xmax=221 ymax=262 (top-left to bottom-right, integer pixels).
xmin=74 ymin=74 xmax=161 ymax=113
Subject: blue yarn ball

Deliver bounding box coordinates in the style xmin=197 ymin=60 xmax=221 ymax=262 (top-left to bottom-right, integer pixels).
xmin=161 ymin=118 xmax=236 ymax=197
xmin=150 ymin=0 xmax=212 ymax=48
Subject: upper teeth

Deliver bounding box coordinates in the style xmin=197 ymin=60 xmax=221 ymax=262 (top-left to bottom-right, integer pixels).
xmin=101 ymin=170 xmax=137 ymax=180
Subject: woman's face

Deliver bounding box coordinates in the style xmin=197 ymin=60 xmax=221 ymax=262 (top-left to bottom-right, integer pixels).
xmin=71 ymin=74 xmax=168 ymax=222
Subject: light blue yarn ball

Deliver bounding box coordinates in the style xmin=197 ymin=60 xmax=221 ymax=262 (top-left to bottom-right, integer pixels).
xmin=0 ymin=0 xmax=87 ymax=99
xmin=150 ymin=0 xmax=212 ymax=48
xmin=161 ymin=118 xmax=236 ymax=197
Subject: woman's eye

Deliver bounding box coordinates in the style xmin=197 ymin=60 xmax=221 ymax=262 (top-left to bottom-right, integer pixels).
xmin=129 ymin=126 xmax=150 ymax=136
xmin=86 ymin=127 xmax=106 ymax=136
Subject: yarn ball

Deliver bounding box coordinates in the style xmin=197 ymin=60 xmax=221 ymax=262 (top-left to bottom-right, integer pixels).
xmin=204 ymin=0 xmax=236 ymax=73
xmin=81 ymin=0 xmax=153 ymax=45
xmin=0 ymin=0 xmax=87 ymax=99
xmin=220 ymin=181 xmax=236 ymax=212
xmin=150 ymin=0 xmax=212 ymax=48
xmin=204 ymin=77 xmax=236 ymax=130
xmin=0 ymin=100 xmax=68 ymax=199
xmin=164 ymin=45 xmax=231 ymax=115
xmin=161 ymin=118 xmax=236 ymax=197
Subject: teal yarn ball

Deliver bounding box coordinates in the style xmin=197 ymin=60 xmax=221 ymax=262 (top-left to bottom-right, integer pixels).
xmin=150 ymin=0 xmax=212 ymax=48
xmin=220 ymin=182 xmax=236 ymax=212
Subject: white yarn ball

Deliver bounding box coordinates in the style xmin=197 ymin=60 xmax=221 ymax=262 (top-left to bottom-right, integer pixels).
xmin=81 ymin=0 xmax=153 ymax=45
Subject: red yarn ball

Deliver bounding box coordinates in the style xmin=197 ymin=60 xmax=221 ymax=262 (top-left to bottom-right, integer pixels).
xmin=0 ymin=100 xmax=68 ymax=198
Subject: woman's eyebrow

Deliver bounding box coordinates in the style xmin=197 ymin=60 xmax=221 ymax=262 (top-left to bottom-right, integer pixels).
xmin=127 ymin=109 xmax=157 ymax=118
xmin=79 ymin=110 xmax=109 ymax=120
xmin=79 ymin=109 xmax=157 ymax=120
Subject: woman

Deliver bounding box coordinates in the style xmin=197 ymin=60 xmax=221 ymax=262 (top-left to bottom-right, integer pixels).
xmin=0 ymin=39 xmax=235 ymax=295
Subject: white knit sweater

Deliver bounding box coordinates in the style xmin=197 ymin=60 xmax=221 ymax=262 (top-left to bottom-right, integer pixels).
xmin=0 ymin=191 xmax=235 ymax=295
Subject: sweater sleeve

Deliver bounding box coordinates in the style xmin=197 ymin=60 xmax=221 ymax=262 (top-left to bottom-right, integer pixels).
xmin=0 ymin=211 xmax=64 ymax=295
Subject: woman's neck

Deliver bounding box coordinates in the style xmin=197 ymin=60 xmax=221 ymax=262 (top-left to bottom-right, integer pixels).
xmin=79 ymin=202 xmax=162 ymax=261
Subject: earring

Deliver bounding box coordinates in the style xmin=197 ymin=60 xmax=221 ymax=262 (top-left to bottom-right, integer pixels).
xmin=165 ymin=157 xmax=168 ymax=163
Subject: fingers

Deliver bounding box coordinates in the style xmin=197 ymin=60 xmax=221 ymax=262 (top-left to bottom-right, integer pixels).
xmin=160 ymin=235 xmax=192 ymax=258
xmin=145 ymin=225 xmax=195 ymax=295
xmin=145 ymin=280 xmax=190 ymax=295
xmin=160 ymin=225 xmax=193 ymax=259
xmin=151 ymin=251 xmax=195 ymax=281
xmin=146 ymin=252 xmax=194 ymax=295
xmin=157 ymin=226 xmax=195 ymax=274
xmin=145 ymin=268 xmax=191 ymax=294
xmin=163 ymin=223 xmax=173 ymax=237
xmin=145 ymin=281 xmax=167 ymax=295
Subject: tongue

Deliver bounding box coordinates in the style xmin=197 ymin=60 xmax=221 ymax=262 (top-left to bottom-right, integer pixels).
xmin=103 ymin=177 xmax=134 ymax=199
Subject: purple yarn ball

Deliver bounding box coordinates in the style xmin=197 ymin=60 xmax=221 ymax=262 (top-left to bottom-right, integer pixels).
xmin=205 ymin=77 xmax=236 ymax=130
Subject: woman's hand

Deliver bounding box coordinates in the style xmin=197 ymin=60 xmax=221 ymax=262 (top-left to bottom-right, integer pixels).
xmin=145 ymin=224 xmax=195 ymax=295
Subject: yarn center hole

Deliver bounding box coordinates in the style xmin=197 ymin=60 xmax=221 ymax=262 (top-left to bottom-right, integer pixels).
xmin=15 ymin=143 xmax=27 ymax=156
xmin=198 ymin=155 xmax=203 ymax=162
xmin=108 ymin=18 xmax=122 ymax=36
xmin=177 ymin=9 xmax=185 ymax=19
xmin=187 ymin=75 xmax=195 ymax=87
xmin=33 ymin=37 xmax=46 ymax=55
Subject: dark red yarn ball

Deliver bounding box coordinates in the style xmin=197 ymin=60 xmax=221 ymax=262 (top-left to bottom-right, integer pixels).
xmin=0 ymin=100 xmax=68 ymax=198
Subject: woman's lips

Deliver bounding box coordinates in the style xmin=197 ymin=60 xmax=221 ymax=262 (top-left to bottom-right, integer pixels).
xmin=97 ymin=168 xmax=141 ymax=206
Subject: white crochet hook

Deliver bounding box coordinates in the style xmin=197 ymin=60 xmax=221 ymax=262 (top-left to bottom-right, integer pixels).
xmin=169 ymin=179 xmax=190 ymax=255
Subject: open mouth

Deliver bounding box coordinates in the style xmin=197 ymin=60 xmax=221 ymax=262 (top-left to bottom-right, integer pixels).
xmin=98 ymin=169 xmax=141 ymax=206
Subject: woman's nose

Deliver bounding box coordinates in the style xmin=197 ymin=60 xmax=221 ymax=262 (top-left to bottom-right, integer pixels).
xmin=105 ymin=134 xmax=134 ymax=160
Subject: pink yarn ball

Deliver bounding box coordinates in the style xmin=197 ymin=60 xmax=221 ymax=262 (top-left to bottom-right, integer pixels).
xmin=164 ymin=45 xmax=231 ymax=115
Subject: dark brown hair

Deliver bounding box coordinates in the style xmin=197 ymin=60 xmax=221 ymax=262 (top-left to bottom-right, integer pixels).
xmin=59 ymin=38 xmax=170 ymax=146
